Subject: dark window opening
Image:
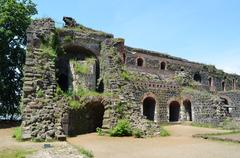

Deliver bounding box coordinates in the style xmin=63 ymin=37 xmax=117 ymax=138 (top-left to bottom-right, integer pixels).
xmin=160 ymin=62 xmax=166 ymax=70
xmin=123 ymin=53 xmax=126 ymax=64
xmin=193 ymin=73 xmax=201 ymax=83
xmin=143 ymin=97 xmax=156 ymax=121
xmin=169 ymin=101 xmax=180 ymax=122
xmin=222 ymin=81 xmax=225 ymax=91
xmin=57 ymin=74 xmax=69 ymax=92
xmin=233 ymin=79 xmax=236 ymax=90
xmin=137 ymin=58 xmax=144 ymax=67
xmin=183 ymin=100 xmax=192 ymax=121
xmin=97 ymin=79 xmax=104 ymax=93
xmin=208 ymin=77 xmax=213 ymax=87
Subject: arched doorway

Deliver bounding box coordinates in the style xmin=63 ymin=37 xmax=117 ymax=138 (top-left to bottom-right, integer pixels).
xmin=160 ymin=62 xmax=166 ymax=70
xmin=143 ymin=97 xmax=156 ymax=121
xmin=193 ymin=72 xmax=201 ymax=83
xmin=136 ymin=58 xmax=144 ymax=67
xmin=68 ymin=102 xmax=105 ymax=136
xmin=169 ymin=101 xmax=180 ymax=122
xmin=183 ymin=100 xmax=192 ymax=121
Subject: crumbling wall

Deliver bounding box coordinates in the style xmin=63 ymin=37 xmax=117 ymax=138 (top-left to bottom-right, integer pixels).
xmin=22 ymin=18 xmax=66 ymax=141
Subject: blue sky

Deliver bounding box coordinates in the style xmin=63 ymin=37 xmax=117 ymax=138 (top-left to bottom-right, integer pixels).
xmin=33 ymin=0 xmax=240 ymax=74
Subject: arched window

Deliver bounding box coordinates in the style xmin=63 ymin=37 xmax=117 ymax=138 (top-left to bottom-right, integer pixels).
xmin=122 ymin=53 xmax=126 ymax=64
xmin=232 ymin=79 xmax=236 ymax=90
xmin=143 ymin=97 xmax=156 ymax=121
xmin=193 ymin=73 xmax=201 ymax=83
xmin=222 ymin=81 xmax=226 ymax=91
xmin=136 ymin=58 xmax=144 ymax=67
xmin=160 ymin=62 xmax=166 ymax=70
xmin=208 ymin=77 xmax=213 ymax=88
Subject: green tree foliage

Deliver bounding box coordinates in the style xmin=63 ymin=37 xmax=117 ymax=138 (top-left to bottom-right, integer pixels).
xmin=0 ymin=0 xmax=37 ymax=119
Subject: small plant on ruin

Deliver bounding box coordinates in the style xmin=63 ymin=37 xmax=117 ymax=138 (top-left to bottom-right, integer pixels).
xmin=159 ymin=127 xmax=170 ymax=137
xmin=96 ymin=127 xmax=104 ymax=136
xmin=36 ymin=89 xmax=44 ymax=98
xmin=63 ymin=35 xmax=74 ymax=43
xmin=133 ymin=128 xmax=144 ymax=138
xmin=78 ymin=147 xmax=94 ymax=158
xmin=109 ymin=119 xmax=132 ymax=137
xmin=12 ymin=127 xmax=22 ymax=141
xmin=72 ymin=58 xmax=95 ymax=74
xmin=120 ymin=69 xmax=135 ymax=81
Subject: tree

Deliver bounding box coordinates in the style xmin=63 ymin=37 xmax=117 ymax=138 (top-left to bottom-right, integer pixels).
xmin=0 ymin=0 xmax=37 ymax=119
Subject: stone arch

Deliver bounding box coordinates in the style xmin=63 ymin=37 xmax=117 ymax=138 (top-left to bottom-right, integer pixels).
xmin=193 ymin=72 xmax=201 ymax=83
xmin=68 ymin=100 xmax=106 ymax=136
xmin=220 ymin=96 xmax=234 ymax=117
xmin=169 ymin=101 xmax=181 ymax=122
xmin=160 ymin=61 xmax=166 ymax=70
xmin=221 ymin=81 xmax=226 ymax=91
xmin=143 ymin=97 xmax=156 ymax=121
xmin=136 ymin=57 xmax=144 ymax=67
xmin=56 ymin=45 xmax=100 ymax=92
xmin=141 ymin=92 xmax=157 ymax=121
xmin=183 ymin=99 xmax=192 ymax=121
xmin=232 ymin=79 xmax=236 ymax=90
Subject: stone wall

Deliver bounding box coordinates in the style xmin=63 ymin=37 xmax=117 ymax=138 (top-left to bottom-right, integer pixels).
xmin=22 ymin=17 xmax=240 ymax=141
xmin=125 ymin=47 xmax=240 ymax=92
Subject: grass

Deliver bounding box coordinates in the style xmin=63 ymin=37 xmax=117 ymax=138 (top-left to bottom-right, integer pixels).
xmin=77 ymin=147 xmax=94 ymax=158
xmin=0 ymin=149 xmax=35 ymax=158
xmin=159 ymin=127 xmax=170 ymax=137
xmin=12 ymin=127 xmax=22 ymax=141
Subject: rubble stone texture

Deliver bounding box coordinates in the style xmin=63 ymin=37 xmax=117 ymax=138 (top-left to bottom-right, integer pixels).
xmin=22 ymin=17 xmax=240 ymax=141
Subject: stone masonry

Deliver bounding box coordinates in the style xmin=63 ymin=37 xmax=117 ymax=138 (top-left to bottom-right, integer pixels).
xmin=21 ymin=17 xmax=240 ymax=141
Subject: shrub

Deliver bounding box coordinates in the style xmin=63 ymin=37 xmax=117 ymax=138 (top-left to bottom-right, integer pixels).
xmin=133 ymin=128 xmax=144 ymax=138
xmin=159 ymin=127 xmax=170 ymax=137
xmin=12 ymin=127 xmax=22 ymax=141
xmin=96 ymin=127 xmax=104 ymax=136
xmin=110 ymin=119 xmax=132 ymax=137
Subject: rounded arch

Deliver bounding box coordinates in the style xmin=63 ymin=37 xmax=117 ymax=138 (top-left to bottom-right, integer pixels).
xmin=136 ymin=57 xmax=144 ymax=67
xmin=56 ymin=45 xmax=100 ymax=92
xmin=169 ymin=101 xmax=180 ymax=122
xmin=193 ymin=72 xmax=201 ymax=83
xmin=143 ymin=97 xmax=156 ymax=121
xmin=63 ymin=45 xmax=98 ymax=59
xmin=183 ymin=99 xmax=192 ymax=121
xmin=221 ymin=81 xmax=226 ymax=91
xmin=160 ymin=61 xmax=166 ymax=70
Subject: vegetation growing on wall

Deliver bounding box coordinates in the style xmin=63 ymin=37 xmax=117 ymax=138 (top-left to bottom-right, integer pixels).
xmin=72 ymin=58 xmax=96 ymax=74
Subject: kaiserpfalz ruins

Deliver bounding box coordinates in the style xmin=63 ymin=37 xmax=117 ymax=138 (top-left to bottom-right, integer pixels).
xmin=21 ymin=17 xmax=240 ymax=141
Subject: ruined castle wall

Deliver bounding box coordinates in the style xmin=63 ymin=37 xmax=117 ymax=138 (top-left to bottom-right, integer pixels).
xmin=219 ymin=91 xmax=240 ymax=119
xmin=22 ymin=19 xmax=67 ymax=141
xmin=182 ymin=91 xmax=226 ymax=125
xmin=125 ymin=47 xmax=240 ymax=92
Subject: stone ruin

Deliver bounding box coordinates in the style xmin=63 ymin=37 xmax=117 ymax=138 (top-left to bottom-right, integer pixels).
xmin=21 ymin=17 xmax=240 ymax=141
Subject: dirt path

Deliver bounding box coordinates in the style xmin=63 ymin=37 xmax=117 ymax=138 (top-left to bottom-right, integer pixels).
xmin=0 ymin=127 xmax=82 ymax=158
xmin=68 ymin=125 xmax=240 ymax=158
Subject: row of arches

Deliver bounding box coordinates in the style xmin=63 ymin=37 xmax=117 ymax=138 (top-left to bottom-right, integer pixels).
xmin=142 ymin=96 xmax=192 ymax=122
xmin=136 ymin=57 xmax=166 ymax=70
xmin=193 ymin=73 xmax=237 ymax=91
